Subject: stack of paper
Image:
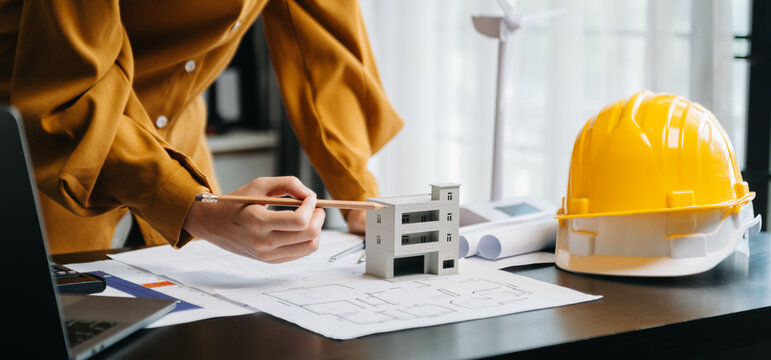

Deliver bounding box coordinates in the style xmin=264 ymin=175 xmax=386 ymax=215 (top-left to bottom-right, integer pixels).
xmin=69 ymin=231 xmax=598 ymax=340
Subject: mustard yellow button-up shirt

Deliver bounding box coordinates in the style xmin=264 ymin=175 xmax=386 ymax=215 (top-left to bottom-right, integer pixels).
xmin=0 ymin=0 xmax=402 ymax=254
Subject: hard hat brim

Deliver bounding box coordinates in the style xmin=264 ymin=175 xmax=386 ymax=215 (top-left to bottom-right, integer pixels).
xmin=555 ymin=208 xmax=761 ymax=277
xmin=554 ymin=193 xmax=755 ymax=220
xmin=555 ymin=244 xmax=741 ymax=277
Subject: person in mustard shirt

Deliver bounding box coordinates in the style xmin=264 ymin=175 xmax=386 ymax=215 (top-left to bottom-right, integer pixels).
xmin=0 ymin=1 xmax=403 ymax=262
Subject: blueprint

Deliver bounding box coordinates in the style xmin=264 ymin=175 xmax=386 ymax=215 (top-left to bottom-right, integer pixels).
xmin=217 ymin=265 xmax=598 ymax=339
xmin=107 ymin=231 xmax=600 ymax=340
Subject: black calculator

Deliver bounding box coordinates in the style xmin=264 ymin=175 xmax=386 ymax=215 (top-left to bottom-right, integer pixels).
xmin=51 ymin=263 xmax=107 ymax=295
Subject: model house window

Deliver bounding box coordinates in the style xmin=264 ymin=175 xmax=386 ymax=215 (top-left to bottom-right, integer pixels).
xmin=446 ymin=213 xmax=452 ymax=221
xmin=400 ymin=231 xmax=438 ymax=245
xmin=401 ymin=210 xmax=439 ymax=223
xmin=446 ymin=233 xmax=452 ymax=242
xmin=447 ymin=192 xmax=453 ymax=201
xmin=377 ymin=235 xmax=381 ymax=245
xmin=443 ymin=259 xmax=455 ymax=269
xmin=377 ymin=214 xmax=382 ymax=224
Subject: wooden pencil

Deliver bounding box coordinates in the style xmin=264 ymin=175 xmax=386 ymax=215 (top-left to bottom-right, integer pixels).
xmin=194 ymin=192 xmax=384 ymax=210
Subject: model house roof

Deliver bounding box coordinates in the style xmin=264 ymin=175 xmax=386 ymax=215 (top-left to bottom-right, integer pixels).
xmin=429 ymin=182 xmax=461 ymax=188
xmin=370 ymin=193 xmax=432 ymax=206
xmin=370 ymin=183 xmax=461 ymax=206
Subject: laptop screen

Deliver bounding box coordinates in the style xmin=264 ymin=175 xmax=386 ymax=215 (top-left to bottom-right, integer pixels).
xmin=2 ymin=107 xmax=70 ymax=358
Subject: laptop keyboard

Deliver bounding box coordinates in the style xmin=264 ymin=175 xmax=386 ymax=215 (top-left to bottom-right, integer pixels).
xmin=66 ymin=319 xmax=118 ymax=348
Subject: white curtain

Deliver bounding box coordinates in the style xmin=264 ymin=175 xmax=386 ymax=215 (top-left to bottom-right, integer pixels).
xmin=360 ymin=0 xmax=740 ymax=207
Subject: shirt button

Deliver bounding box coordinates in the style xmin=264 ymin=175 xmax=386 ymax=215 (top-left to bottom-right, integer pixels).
xmin=155 ymin=115 xmax=168 ymax=129
xmin=231 ymin=21 xmax=242 ymax=32
xmin=184 ymin=60 xmax=196 ymax=73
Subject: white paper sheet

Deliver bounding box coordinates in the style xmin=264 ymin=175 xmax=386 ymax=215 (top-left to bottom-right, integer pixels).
xmin=218 ymin=266 xmax=599 ymax=340
xmin=109 ymin=232 xmax=367 ymax=293
xmin=65 ymin=260 xmax=253 ymax=328
xmin=106 ymin=231 xmax=599 ymax=339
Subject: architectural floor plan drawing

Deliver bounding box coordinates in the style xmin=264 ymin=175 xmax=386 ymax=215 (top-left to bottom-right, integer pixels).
xmin=109 ymin=230 xmax=601 ymax=340
xmin=218 ymin=266 xmax=599 ymax=340
xmin=263 ymin=277 xmax=533 ymax=326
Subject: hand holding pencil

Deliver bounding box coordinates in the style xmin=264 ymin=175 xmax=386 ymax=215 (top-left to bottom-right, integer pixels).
xmin=182 ymin=176 xmax=326 ymax=264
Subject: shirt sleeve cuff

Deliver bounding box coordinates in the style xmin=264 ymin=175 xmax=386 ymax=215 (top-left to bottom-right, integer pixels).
xmin=145 ymin=165 xmax=210 ymax=248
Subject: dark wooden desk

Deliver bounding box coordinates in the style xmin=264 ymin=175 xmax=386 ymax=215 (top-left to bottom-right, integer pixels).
xmin=54 ymin=232 xmax=771 ymax=359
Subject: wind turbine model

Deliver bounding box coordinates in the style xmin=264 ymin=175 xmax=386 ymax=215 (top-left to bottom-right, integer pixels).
xmin=472 ymin=0 xmax=562 ymax=201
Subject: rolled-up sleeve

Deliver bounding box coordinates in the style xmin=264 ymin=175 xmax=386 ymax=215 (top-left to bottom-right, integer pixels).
xmin=10 ymin=1 xmax=212 ymax=248
xmin=262 ymin=0 xmax=403 ymax=205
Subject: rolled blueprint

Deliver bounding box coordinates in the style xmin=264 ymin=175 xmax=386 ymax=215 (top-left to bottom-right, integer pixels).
xmin=477 ymin=217 xmax=557 ymax=260
xmin=459 ymin=216 xmax=543 ymax=257
xmin=459 ymin=229 xmax=485 ymax=258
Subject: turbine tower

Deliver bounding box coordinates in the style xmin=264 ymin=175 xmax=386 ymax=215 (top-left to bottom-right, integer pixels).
xmin=472 ymin=0 xmax=562 ymax=201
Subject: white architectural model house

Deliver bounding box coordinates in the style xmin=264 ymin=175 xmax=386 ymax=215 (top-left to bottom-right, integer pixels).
xmin=365 ymin=183 xmax=461 ymax=279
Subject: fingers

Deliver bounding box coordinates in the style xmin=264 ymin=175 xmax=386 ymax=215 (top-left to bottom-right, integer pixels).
xmin=249 ymin=176 xmax=316 ymax=199
xmin=259 ymin=239 xmax=320 ymax=264
xmin=253 ymin=194 xmax=318 ymax=231
xmin=252 ymin=208 xmax=326 ymax=263
xmin=268 ymin=208 xmax=325 ymax=245
xmin=201 ymin=176 xmax=329 ymax=264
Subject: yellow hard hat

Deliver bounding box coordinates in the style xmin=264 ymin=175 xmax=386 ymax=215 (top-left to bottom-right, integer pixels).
xmin=554 ymin=90 xmax=761 ymax=277
xmin=556 ymin=90 xmax=753 ymax=219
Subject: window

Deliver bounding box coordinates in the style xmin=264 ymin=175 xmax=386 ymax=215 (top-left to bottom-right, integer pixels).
xmin=400 ymin=231 xmax=439 ymax=245
xmin=377 ymin=214 xmax=381 ymax=224
xmin=376 ymin=235 xmax=381 ymax=245
xmin=446 ymin=213 xmax=452 ymax=221
xmin=362 ymin=2 xmax=743 ymax=213
xmin=447 ymin=192 xmax=453 ymax=201
xmin=443 ymin=259 xmax=455 ymax=269
xmin=446 ymin=233 xmax=452 ymax=242
xmin=401 ymin=210 xmax=439 ymax=224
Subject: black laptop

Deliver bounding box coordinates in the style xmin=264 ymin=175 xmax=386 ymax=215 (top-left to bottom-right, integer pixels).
xmin=2 ymin=106 xmax=176 ymax=359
